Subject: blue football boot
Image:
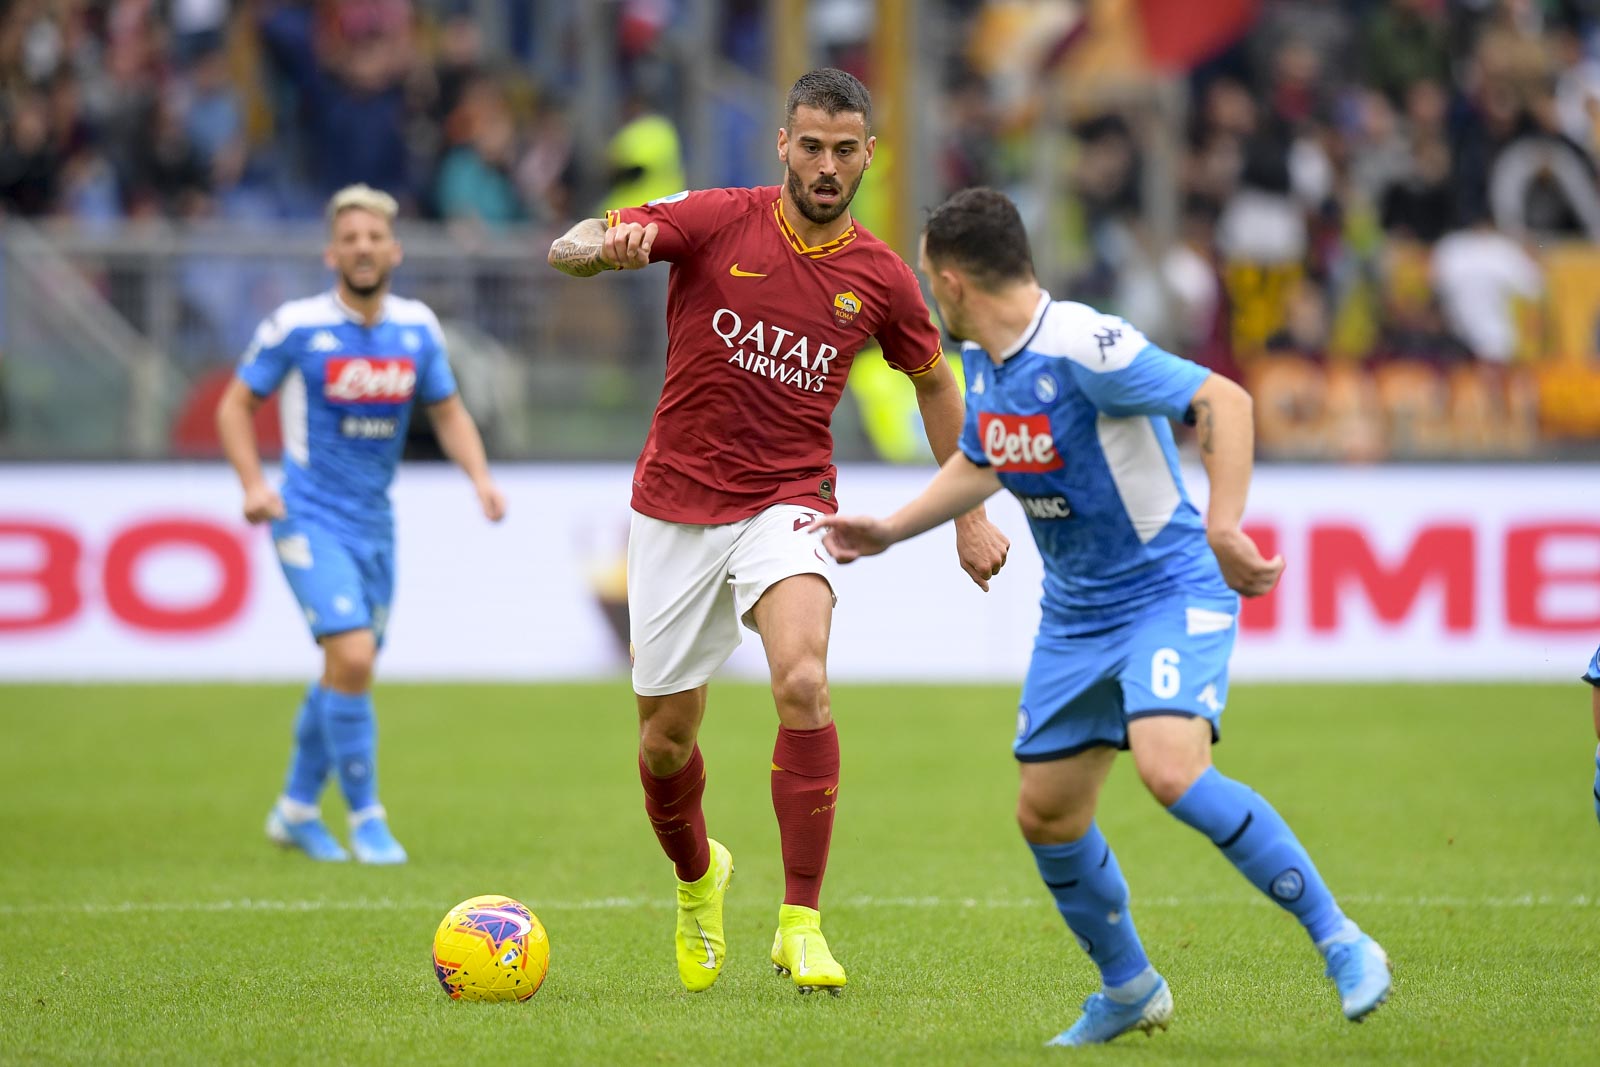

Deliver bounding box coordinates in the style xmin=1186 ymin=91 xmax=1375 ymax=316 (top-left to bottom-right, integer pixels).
xmin=349 ymin=807 xmax=408 ymax=865
xmin=266 ymin=805 xmax=348 ymax=862
xmin=1047 ymin=975 xmax=1172 ymax=1047
xmin=1321 ymin=928 xmax=1391 ymax=1021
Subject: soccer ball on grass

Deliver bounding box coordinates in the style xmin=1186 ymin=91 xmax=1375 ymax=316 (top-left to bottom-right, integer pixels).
xmin=432 ymin=894 xmax=550 ymax=1001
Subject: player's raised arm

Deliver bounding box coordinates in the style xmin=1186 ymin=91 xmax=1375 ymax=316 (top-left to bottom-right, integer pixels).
xmin=812 ymin=451 xmax=1003 ymax=585
xmin=1186 ymin=373 xmax=1284 ymax=598
xmin=546 ymin=217 xmax=658 ymax=277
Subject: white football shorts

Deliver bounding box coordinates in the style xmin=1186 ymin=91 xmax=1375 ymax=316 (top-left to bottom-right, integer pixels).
xmin=628 ymin=503 xmax=836 ymax=696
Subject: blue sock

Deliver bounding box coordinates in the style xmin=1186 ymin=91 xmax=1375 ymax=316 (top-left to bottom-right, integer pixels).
xmin=1029 ymin=824 xmax=1151 ymax=987
xmin=282 ymin=683 xmax=329 ymax=806
xmin=1168 ymin=767 xmax=1345 ymax=944
xmin=321 ymin=688 xmax=378 ymax=812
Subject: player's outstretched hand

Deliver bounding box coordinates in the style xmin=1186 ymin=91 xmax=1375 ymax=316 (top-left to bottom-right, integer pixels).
xmin=242 ymin=483 xmax=286 ymax=525
xmin=955 ymin=513 xmax=1010 ymax=593
xmin=1208 ymin=526 xmax=1284 ymax=597
xmin=602 ymin=222 xmax=658 ymax=270
xmin=807 ymin=515 xmax=894 ymax=564
xmin=476 ymin=480 xmax=507 ymax=522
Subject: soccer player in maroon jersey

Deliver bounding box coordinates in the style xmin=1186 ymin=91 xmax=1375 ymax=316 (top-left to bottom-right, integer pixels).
xmin=547 ymin=68 xmax=1010 ymax=994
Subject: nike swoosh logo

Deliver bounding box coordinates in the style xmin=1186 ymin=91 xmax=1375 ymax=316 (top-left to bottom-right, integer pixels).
xmin=797 ymin=938 xmax=810 ymax=976
xmin=824 ymin=785 xmax=837 ymax=796
xmin=477 ymin=907 xmax=532 ymax=938
xmin=695 ymin=919 xmax=717 ymax=969
xmin=729 ymin=264 xmax=767 ymax=277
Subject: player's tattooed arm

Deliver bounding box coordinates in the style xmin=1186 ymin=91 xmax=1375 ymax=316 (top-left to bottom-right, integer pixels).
xmin=1189 ymin=397 xmax=1216 ymax=455
xmin=547 ymin=218 xmax=659 ymax=276
xmin=547 ymin=218 xmax=614 ymax=277
xmin=1189 ymin=373 xmax=1284 ymax=597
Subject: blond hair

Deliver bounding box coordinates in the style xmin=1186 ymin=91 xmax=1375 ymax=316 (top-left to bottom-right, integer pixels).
xmin=326 ymin=184 xmax=399 ymax=226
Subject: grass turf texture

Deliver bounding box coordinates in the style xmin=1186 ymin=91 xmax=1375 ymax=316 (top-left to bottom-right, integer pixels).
xmin=0 ymin=682 xmax=1595 ymax=1065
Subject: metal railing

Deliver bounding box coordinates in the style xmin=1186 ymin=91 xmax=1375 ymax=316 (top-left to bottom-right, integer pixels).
xmin=0 ymin=220 xmax=674 ymax=460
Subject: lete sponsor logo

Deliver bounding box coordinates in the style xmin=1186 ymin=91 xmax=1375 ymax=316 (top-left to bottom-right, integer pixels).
xmin=980 ymin=413 xmax=1062 ymax=472
xmin=324 ymin=358 xmax=416 ymax=403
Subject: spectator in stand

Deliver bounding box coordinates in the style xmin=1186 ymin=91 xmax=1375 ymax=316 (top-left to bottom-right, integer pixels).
xmin=1380 ymin=135 xmax=1458 ymax=244
xmin=515 ymin=92 xmax=577 ymax=224
xmin=435 ymin=77 xmax=525 ymax=231
xmin=0 ymin=91 xmax=57 ymax=215
xmin=1360 ymin=0 xmax=1452 ymax=105
xmin=599 ymin=90 xmax=685 ymax=214
xmin=257 ymin=0 xmax=415 ymax=205
xmin=1431 ymin=207 xmax=1543 ymax=365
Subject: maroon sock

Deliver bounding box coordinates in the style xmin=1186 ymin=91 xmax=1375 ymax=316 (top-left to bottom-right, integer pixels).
xmin=771 ymin=723 xmax=840 ymax=909
xmin=640 ymin=745 xmax=709 ymax=882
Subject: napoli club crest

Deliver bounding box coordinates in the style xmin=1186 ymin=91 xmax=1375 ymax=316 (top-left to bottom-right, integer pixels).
xmin=1034 ymin=372 xmax=1059 ymax=404
xmin=1270 ymin=868 xmax=1305 ymax=902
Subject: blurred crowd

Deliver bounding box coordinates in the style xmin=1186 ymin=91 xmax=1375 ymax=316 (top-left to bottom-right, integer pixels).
xmin=939 ymin=0 xmax=1600 ymax=458
xmin=3 ymin=0 xmax=1599 ymax=461
xmin=0 ymin=0 xmax=598 ymax=228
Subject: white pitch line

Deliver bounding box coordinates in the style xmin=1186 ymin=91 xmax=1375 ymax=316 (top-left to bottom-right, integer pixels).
xmin=0 ymin=892 xmax=1594 ymax=917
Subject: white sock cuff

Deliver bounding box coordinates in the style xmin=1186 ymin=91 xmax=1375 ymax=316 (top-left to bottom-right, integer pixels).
xmin=276 ymin=796 xmax=320 ymax=824
xmin=1315 ymin=918 xmax=1362 ymax=952
xmin=348 ymin=804 xmax=387 ymax=828
xmin=1103 ymin=966 xmax=1159 ymax=1003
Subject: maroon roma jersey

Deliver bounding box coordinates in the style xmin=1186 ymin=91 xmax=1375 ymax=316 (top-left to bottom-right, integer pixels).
xmin=607 ymin=186 xmax=943 ymax=524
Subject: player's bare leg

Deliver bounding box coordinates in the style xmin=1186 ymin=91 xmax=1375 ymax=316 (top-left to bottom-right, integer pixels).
xmin=1019 ymin=749 xmax=1172 ymax=1046
xmin=1133 ymin=715 xmax=1390 ymax=1020
xmin=638 ymin=685 xmax=731 ymax=991
xmin=752 ymin=575 xmax=846 ymax=994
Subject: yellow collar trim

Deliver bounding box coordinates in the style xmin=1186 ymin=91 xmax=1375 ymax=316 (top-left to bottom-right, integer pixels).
xmin=773 ymin=200 xmax=857 ymax=259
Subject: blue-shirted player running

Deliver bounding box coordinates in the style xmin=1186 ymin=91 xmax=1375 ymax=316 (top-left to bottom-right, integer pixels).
xmin=1583 ymin=648 xmax=1600 ymax=823
xmin=812 ymin=188 xmax=1390 ymax=1045
xmin=217 ymin=184 xmax=506 ymax=864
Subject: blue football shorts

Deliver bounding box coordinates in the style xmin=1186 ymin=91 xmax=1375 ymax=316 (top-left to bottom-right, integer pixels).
xmin=269 ymin=514 xmax=394 ymax=647
xmin=1584 ymin=645 xmax=1600 ymax=686
xmin=1014 ymin=593 xmax=1240 ymax=762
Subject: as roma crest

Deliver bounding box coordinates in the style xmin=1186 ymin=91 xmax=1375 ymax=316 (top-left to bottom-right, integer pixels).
xmin=832 ymin=291 xmax=861 ymax=328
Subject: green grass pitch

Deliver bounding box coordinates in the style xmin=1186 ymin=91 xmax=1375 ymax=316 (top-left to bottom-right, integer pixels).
xmin=1 ymin=682 xmax=1596 ymax=1065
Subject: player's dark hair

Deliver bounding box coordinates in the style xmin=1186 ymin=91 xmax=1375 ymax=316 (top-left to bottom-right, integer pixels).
xmin=922 ymin=187 xmax=1036 ymax=290
xmin=786 ymin=68 xmax=872 ymax=130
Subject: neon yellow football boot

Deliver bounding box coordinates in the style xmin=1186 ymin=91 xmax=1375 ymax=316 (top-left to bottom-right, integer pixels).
xmin=674 ymin=838 xmax=733 ymax=992
xmin=770 ymin=903 xmax=847 ymax=995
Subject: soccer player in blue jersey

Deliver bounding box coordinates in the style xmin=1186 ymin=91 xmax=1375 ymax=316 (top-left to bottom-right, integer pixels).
xmin=1583 ymin=648 xmax=1600 ymax=823
xmin=811 ymin=188 xmax=1390 ymax=1044
xmin=216 ymin=184 xmax=506 ymax=864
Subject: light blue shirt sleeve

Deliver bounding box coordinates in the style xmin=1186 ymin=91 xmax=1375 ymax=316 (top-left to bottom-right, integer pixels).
xmin=957 ymin=348 xmax=990 ymax=467
xmin=236 ymin=316 xmax=294 ymax=397
xmin=417 ymin=335 xmax=458 ymax=405
xmin=1065 ymin=343 xmax=1210 ymax=421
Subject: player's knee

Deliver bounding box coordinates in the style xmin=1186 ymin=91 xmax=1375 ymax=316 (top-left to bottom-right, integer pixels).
xmin=324 ymin=635 xmax=376 ymax=692
xmin=1015 ymin=795 xmax=1094 ymax=844
xmin=638 ymin=718 xmax=696 ymax=774
xmin=770 ymin=659 xmax=829 ymax=723
xmin=1138 ymin=761 xmax=1203 ymax=808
